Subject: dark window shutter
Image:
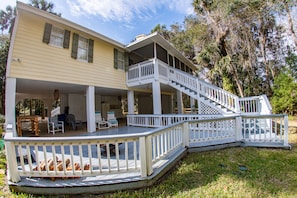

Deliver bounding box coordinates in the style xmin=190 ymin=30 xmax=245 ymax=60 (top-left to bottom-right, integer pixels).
xmin=71 ymin=33 xmax=79 ymax=59
xmin=43 ymin=23 xmax=52 ymax=44
xmin=63 ymin=30 xmax=70 ymax=49
xmin=114 ymin=48 xmax=118 ymax=69
xmin=88 ymin=39 xmax=94 ymax=63
xmin=124 ymin=52 xmax=129 ymax=71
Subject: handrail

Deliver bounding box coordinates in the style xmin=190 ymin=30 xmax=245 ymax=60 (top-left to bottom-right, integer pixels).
xmin=168 ymin=67 xmax=239 ymax=113
xmin=127 ymin=59 xmax=155 ymax=81
xmin=127 ymin=114 xmax=223 ymax=127
xmin=239 ymin=96 xmax=261 ymax=114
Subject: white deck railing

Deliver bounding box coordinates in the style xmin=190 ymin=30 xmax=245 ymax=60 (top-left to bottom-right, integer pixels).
xmin=189 ymin=116 xmax=239 ymax=145
xmin=5 ymin=123 xmax=186 ymax=183
xmin=126 ymin=58 xmax=269 ymax=115
xmin=239 ymin=96 xmax=261 ymax=114
xmin=5 ymin=114 xmax=288 ymax=183
xmin=127 ymin=59 xmax=155 ymax=85
xmin=126 ymin=114 xmax=223 ymax=127
xmin=241 ymin=114 xmax=289 ymax=146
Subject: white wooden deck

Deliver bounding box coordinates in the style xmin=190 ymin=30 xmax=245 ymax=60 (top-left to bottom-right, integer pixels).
xmin=6 ymin=115 xmax=290 ymax=196
xmin=10 ymin=126 xmax=186 ymax=195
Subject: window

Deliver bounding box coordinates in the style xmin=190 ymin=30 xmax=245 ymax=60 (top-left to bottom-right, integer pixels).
xmin=174 ymin=57 xmax=180 ymax=69
xmin=78 ymin=36 xmax=88 ymax=61
xmin=117 ymin=50 xmax=125 ymax=70
xmin=114 ymin=49 xmax=127 ymax=70
xmin=71 ymin=33 xmax=94 ymax=63
xmin=43 ymin=23 xmax=70 ymax=48
xmin=156 ymin=44 xmax=168 ymax=64
xmin=169 ymin=55 xmax=173 ymax=67
xmin=50 ymin=26 xmax=64 ymax=47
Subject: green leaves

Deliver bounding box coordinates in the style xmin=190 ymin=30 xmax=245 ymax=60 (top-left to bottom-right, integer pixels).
xmin=0 ymin=5 xmax=15 ymax=34
xmin=271 ymin=52 xmax=297 ymax=115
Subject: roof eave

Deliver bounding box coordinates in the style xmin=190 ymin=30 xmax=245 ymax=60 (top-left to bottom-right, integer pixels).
xmin=126 ymin=32 xmax=196 ymax=69
xmin=16 ymin=1 xmax=126 ymax=50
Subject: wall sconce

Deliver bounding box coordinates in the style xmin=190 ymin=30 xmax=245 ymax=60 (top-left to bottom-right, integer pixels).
xmin=54 ymin=89 xmax=60 ymax=100
xmin=12 ymin=57 xmax=21 ymax=62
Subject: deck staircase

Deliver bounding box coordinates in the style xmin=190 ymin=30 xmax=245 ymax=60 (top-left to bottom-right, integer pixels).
xmin=127 ymin=59 xmax=272 ymax=116
xmin=169 ymin=80 xmax=235 ymax=115
xmin=167 ymin=67 xmax=271 ymax=116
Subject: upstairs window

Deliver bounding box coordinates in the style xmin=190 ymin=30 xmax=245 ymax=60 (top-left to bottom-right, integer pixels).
xmin=114 ymin=49 xmax=128 ymax=71
xmin=71 ymin=33 xmax=94 ymax=63
xmin=117 ymin=50 xmax=125 ymax=70
xmin=50 ymin=26 xmax=64 ymax=47
xmin=43 ymin=23 xmax=70 ymax=48
xmin=78 ymin=36 xmax=88 ymax=61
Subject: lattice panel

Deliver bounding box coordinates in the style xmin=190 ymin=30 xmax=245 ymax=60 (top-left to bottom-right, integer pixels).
xmin=199 ymin=101 xmax=222 ymax=115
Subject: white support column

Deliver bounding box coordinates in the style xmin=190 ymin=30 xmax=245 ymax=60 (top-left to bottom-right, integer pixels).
xmin=139 ymin=135 xmax=153 ymax=177
xmin=152 ymin=81 xmax=162 ymax=114
xmin=176 ymin=90 xmax=183 ymax=114
xmin=196 ymin=78 xmax=201 ymax=114
xmin=197 ymin=99 xmax=202 ymax=114
xmin=171 ymin=94 xmax=174 ymax=114
xmin=182 ymin=122 xmax=190 ymax=147
xmin=5 ymin=78 xmax=17 ymax=136
xmin=5 ymin=133 xmax=21 ymax=182
xmin=190 ymin=97 xmax=196 ymax=113
xmin=235 ymin=116 xmax=242 ymax=141
xmin=152 ymin=59 xmax=162 ymax=114
xmin=127 ymin=90 xmax=134 ymax=114
xmin=284 ymin=115 xmax=289 ymax=147
xmin=154 ymin=42 xmax=157 ymax=59
xmin=86 ymin=86 xmax=96 ymax=133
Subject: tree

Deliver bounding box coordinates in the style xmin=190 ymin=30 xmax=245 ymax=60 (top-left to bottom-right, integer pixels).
xmin=286 ymin=50 xmax=297 ymax=78
xmin=271 ymin=51 xmax=297 ymax=115
xmin=192 ymin=0 xmax=253 ymax=97
xmin=0 ymin=37 xmax=9 ymax=114
xmin=169 ymin=21 xmax=196 ymax=61
xmin=151 ymin=24 xmax=171 ymax=40
xmin=0 ymin=1 xmax=61 ymax=34
xmin=187 ymin=0 xmax=289 ymax=97
xmin=271 ymin=0 xmax=297 ymax=51
xmin=0 ymin=5 xmax=16 ymax=34
xmin=29 ymin=0 xmax=61 ymax=16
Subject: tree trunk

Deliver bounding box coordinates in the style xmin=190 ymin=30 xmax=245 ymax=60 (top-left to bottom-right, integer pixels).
xmin=285 ymin=3 xmax=297 ymax=51
xmin=231 ymin=64 xmax=244 ymax=97
xmin=259 ymin=17 xmax=272 ymax=97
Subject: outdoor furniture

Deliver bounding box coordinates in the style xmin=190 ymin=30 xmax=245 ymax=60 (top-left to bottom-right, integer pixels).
xmin=95 ymin=112 xmax=110 ymax=129
xmin=48 ymin=116 xmax=64 ymax=134
xmin=17 ymin=116 xmax=39 ymax=136
xmin=66 ymin=114 xmax=83 ymax=130
xmin=107 ymin=111 xmax=118 ymax=127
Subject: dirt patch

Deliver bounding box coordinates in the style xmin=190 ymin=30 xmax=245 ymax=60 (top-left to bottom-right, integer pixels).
xmin=289 ymin=120 xmax=297 ymax=134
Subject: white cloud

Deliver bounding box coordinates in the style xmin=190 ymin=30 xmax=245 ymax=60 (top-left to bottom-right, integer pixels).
xmin=66 ymin=0 xmax=193 ymax=22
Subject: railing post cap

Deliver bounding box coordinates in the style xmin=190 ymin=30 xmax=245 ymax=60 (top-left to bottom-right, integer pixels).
xmin=6 ymin=124 xmax=13 ymax=132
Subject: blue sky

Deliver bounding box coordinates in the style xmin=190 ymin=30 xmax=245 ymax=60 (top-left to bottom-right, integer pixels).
xmin=1 ymin=0 xmax=194 ymax=44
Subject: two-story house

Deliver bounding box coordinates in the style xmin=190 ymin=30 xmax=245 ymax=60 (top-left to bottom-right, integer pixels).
xmin=6 ymin=2 xmax=198 ymax=135
xmin=4 ymin=2 xmax=290 ymax=194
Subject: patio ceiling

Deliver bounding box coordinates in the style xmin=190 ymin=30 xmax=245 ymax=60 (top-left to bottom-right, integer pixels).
xmin=16 ymin=78 xmax=127 ymax=96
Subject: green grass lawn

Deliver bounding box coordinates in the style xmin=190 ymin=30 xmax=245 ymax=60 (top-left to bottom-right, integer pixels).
xmin=1 ymin=124 xmax=297 ymax=197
